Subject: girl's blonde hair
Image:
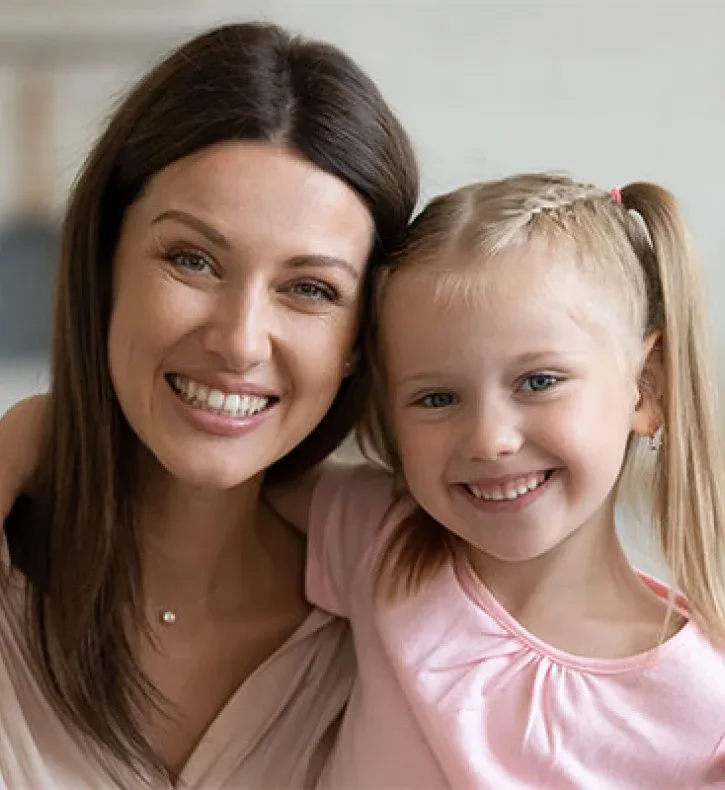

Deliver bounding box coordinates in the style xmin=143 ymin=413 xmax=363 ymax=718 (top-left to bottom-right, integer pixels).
xmin=359 ymin=172 xmax=725 ymax=644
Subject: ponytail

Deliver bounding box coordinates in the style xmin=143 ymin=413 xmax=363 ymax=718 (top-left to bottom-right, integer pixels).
xmin=622 ymin=183 xmax=725 ymax=642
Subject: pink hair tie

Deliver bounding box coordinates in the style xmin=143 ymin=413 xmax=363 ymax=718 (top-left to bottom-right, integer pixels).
xmin=609 ymin=187 xmax=623 ymax=206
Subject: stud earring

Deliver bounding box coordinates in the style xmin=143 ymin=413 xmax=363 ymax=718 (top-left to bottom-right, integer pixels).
xmin=649 ymin=426 xmax=664 ymax=452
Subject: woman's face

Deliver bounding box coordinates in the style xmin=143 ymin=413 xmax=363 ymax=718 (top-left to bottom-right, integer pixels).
xmin=107 ymin=141 xmax=373 ymax=488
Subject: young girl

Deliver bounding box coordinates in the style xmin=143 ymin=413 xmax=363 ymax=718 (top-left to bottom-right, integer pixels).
xmin=3 ymin=173 xmax=725 ymax=787
xmin=281 ymin=172 xmax=725 ymax=788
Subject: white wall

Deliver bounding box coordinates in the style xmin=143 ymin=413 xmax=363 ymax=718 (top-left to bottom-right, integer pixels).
xmin=1 ymin=0 xmax=723 ymax=575
xmin=1 ymin=2 xmax=724 ymax=263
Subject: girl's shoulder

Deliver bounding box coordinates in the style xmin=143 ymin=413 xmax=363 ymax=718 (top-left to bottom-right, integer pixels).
xmin=312 ymin=461 xmax=400 ymax=525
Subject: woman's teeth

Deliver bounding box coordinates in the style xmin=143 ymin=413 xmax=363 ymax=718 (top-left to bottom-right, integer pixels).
xmin=169 ymin=374 xmax=270 ymax=418
xmin=467 ymin=471 xmax=548 ymax=502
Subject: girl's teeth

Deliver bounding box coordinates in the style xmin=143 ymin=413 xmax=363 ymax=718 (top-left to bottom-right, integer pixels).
xmin=469 ymin=472 xmax=547 ymax=502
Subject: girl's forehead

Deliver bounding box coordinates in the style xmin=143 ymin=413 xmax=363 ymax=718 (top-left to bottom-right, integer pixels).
xmin=384 ymin=243 xmax=588 ymax=309
xmin=380 ymin=244 xmax=643 ymax=364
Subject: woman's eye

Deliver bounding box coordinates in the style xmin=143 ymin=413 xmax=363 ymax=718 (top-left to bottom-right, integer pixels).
xmin=519 ymin=374 xmax=559 ymax=393
xmin=167 ymin=251 xmax=212 ymax=275
xmin=288 ymin=281 xmax=337 ymax=302
xmin=416 ymin=392 xmax=458 ymax=409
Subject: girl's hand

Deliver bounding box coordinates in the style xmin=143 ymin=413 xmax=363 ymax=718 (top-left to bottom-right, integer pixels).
xmin=0 ymin=394 xmax=47 ymax=521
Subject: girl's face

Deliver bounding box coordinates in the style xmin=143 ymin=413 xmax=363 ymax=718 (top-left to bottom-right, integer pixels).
xmin=381 ymin=242 xmax=657 ymax=567
xmin=107 ymin=141 xmax=373 ymax=489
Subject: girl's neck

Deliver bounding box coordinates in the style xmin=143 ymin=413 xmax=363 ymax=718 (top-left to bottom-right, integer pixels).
xmin=466 ymin=500 xmax=676 ymax=658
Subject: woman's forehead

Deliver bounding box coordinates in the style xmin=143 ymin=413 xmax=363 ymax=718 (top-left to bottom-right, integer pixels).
xmin=127 ymin=141 xmax=375 ymax=267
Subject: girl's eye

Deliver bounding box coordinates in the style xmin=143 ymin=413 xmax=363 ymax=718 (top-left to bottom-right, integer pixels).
xmin=167 ymin=251 xmax=213 ymax=275
xmin=416 ymin=392 xmax=458 ymax=409
xmin=288 ymin=281 xmax=337 ymax=302
xmin=519 ymin=373 xmax=560 ymax=393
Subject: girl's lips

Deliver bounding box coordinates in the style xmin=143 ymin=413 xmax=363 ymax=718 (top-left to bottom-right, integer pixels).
xmin=457 ymin=469 xmax=556 ymax=511
xmin=465 ymin=470 xmax=549 ymax=499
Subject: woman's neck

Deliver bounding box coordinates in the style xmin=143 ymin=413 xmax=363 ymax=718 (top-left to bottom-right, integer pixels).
xmin=135 ymin=459 xmax=305 ymax=624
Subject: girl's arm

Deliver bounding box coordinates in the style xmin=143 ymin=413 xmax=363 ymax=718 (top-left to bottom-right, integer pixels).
xmin=0 ymin=395 xmax=47 ymax=521
xmin=0 ymin=392 xmax=346 ymax=538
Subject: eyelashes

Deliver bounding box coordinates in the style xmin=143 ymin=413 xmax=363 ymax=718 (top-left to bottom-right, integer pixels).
xmin=414 ymin=392 xmax=458 ymax=409
xmin=160 ymin=246 xmax=344 ymax=305
xmin=409 ymin=372 xmax=565 ymax=409
xmin=165 ymin=250 xmax=212 ymax=275
xmin=518 ymin=373 xmax=561 ymax=393
xmin=286 ymin=280 xmax=340 ymax=303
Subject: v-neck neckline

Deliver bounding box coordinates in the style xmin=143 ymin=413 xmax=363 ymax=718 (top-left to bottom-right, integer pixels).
xmin=169 ymin=607 xmax=333 ymax=789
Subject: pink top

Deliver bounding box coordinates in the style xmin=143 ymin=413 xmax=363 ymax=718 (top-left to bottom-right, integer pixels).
xmin=307 ymin=463 xmax=725 ymax=789
xmin=0 ymin=532 xmax=355 ymax=789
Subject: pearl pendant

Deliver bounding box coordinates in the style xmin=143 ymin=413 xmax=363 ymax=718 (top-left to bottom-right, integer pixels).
xmin=160 ymin=609 xmax=177 ymax=625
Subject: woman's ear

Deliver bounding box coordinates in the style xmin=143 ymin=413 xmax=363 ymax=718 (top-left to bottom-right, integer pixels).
xmin=631 ymin=331 xmax=665 ymax=438
xmin=343 ymin=348 xmax=359 ymax=378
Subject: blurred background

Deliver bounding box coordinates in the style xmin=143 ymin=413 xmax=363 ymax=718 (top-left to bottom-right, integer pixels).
xmin=1 ymin=0 xmax=723 ymax=574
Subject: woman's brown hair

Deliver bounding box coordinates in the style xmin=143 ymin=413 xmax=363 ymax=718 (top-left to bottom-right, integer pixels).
xmin=6 ymin=22 xmax=418 ymax=779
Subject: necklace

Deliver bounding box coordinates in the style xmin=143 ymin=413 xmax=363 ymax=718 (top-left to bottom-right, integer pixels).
xmin=159 ymin=609 xmax=177 ymax=625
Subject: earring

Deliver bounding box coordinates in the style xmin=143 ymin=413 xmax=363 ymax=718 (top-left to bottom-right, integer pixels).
xmin=343 ymin=359 xmax=352 ymax=374
xmin=649 ymin=426 xmax=664 ymax=452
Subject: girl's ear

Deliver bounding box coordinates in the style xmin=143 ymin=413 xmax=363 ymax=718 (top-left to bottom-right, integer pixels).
xmin=631 ymin=331 xmax=665 ymax=438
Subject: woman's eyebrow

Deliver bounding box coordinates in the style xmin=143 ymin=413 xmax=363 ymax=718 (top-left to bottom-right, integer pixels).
xmin=151 ymin=209 xmax=231 ymax=250
xmin=286 ymin=254 xmax=361 ymax=281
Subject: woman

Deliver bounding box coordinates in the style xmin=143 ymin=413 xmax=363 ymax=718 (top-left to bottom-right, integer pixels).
xmin=0 ymin=21 xmax=418 ymax=789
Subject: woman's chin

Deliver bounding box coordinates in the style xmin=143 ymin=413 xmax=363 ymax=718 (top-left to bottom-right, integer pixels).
xmin=138 ymin=444 xmax=267 ymax=492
